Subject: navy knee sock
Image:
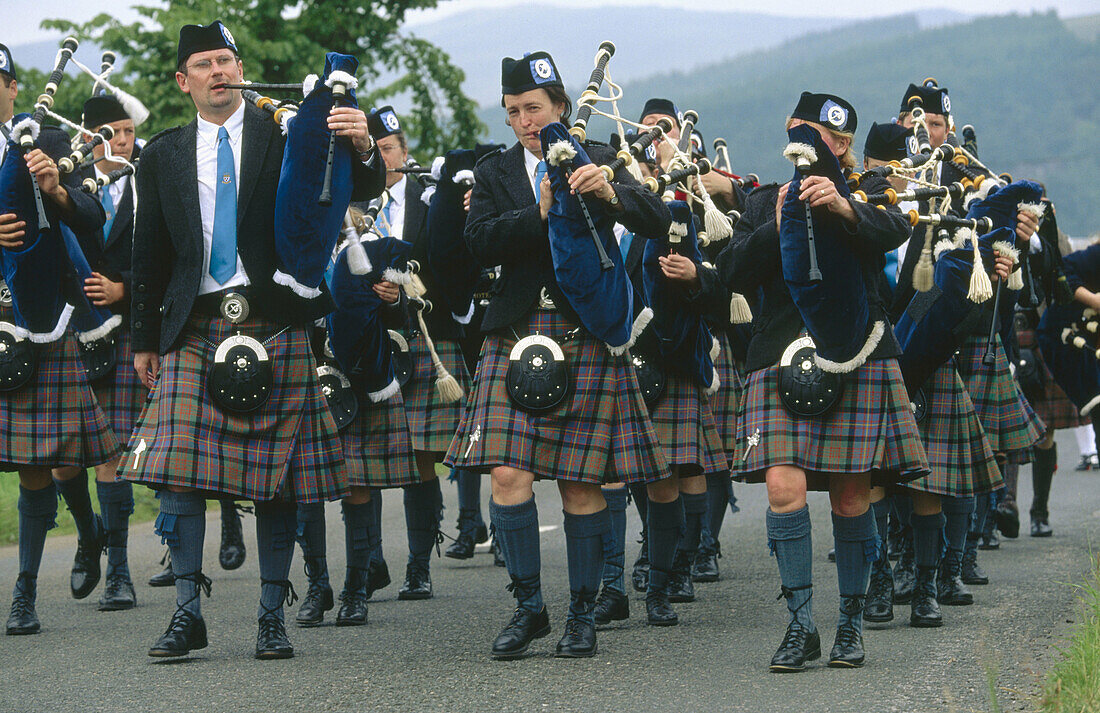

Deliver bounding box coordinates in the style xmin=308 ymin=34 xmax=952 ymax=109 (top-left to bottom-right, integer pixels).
xmin=601 ymin=487 xmax=628 ymax=594
xmin=369 ymin=490 xmax=384 ymax=564
xmin=454 ymin=468 xmax=484 ymax=529
xmin=404 ymin=479 xmax=443 ymax=565
xmin=832 ymin=509 xmax=878 ymax=632
xmin=870 ymin=497 xmax=892 ymax=571
xmin=563 ymin=508 xmax=611 ymax=625
xmin=255 ymin=501 xmax=298 ymax=622
xmin=704 ymin=473 xmax=730 ymax=543
xmin=646 ymin=497 xmax=684 ymax=593
xmin=342 ymin=501 xmax=374 ymax=585
xmin=767 ymin=506 xmax=814 ymax=631
xmin=295 ymin=502 xmax=329 ymax=588
xmin=912 ymin=512 xmax=946 ymax=569
xmin=155 ymin=491 xmax=207 ymax=617
xmin=489 ymin=497 xmax=543 ymax=612
xmin=17 ymin=484 xmax=58 ymax=580
xmin=629 ymin=483 xmax=649 ymax=526
xmin=942 ymin=495 xmax=975 ymax=555
xmin=678 ymin=492 xmax=707 ymax=564
xmin=96 ymin=480 xmax=133 ymax=579
xmin=54 ymin=471 xmax=99 ymax=544
xmin=967 ymin=493 xmax=992 ymax=556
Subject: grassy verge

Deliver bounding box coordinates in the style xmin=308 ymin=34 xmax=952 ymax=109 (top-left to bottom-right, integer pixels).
xmin=1 ymin=473 xmax=160 ymax=546
xmin=1041 ymin=553 xmax=1100 ymax=713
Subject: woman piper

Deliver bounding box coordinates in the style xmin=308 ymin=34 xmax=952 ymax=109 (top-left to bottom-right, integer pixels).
xmin=445 ymin=50 xmax=672 ymax=659
xmin=716 ymin=92 xmax=929 ymax=671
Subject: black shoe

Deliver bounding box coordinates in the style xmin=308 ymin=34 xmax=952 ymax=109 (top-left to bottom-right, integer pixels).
xmin=295 ymin=566 xmax=334 ymax=628
xmin=71 ymin=515 xmax=105 ymax=600
xmin=489 ymin=539 xmax=506 ymax=567
xmin=910 ymin=566 xmax=943 ymax=628
xmin=398 ymin=562 xmax=432 ymax=600
xmin=97 ymin=573 xmax=136 ymax=611
xmin=691 ymin=544 xmax=720 ymax=583
xmin=937 ymin=552 xmax=973 ymax=606
xmin=1075 ymin=454 xmax=1094 ymax=471
xmin=864 ymin=562 xmax=895 ymax=623
xmin=1030 ymin=516 xmax=1053 ymax=538
xmin=474 ymin=523 xmax=490 ymax=545
xmin=979 ymin=530 xmax=1000 ymax=550
xmin=365 ymin=558 xmax=391 ymax=600
xmin=148 ymin=551 xmax=175 ymax=588
xmin=769 ymin=623 xmax=821 ymax=673
xmin=335 ymin=566 xmax=368 ymax=626
xmin=828 ymin=624 xmax=865 ymax=668
xmin=149 ymin=609 xmax=207 ymax=657
xmin=961 ymin=551 xmax=989 ymax=585
xmin=491 ymin=606 xmax=551 ymax=660
xmin=645 ymin=570 xmax=679 ymax=627
xmin=892 ymin=549 xmax=916 ymax=604
xmin=593 ymin=587 xmax=629 ymax=627
xmin=631 ymin=550 xmax=650 ymax=593
xmin=6 ymin=574 xmax=40 ymax=635
xmin=255 ymin=614 xmax=294 ymax=659
xmin=826 ymin=548 xmax=835 ymax=562
xmin=993 ymin=500 xmax=1020 ymax=539
xmin=219 ymin=505 xmax=246 ymax=571
xmin=668 ymin=552 xmax=696 ymax=603
xmin=555 ymin=618 xmax=597 ymax=658
xmin=446 ymin=510 xmax=479 ymax=560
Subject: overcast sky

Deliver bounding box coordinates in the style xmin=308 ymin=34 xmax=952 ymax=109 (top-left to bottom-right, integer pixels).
xmin=4 ymin=0 xmax=1098 ymax=44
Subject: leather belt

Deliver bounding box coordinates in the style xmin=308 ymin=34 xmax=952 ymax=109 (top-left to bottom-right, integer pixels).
xmin=193 ymin=287 xmax=259 ymax=319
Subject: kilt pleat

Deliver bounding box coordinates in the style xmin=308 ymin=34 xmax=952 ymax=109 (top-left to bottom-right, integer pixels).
xmin=957 ymin=335 xmax=1045 ymax=459
xmin=710 ymin=331 xmax=741 ymax=464
xmin=341 ymin=390 xmax=418 ymax=489
xmin=0 ymin=331 xmax=120 ymax=469
xmin=1017 ymin=328 xmax=1083 ymax=431
xmin=120 ymin=314 xmax=347 ymax=503
xmin=649 ymin=372 xmax=727 ymax=475
xmin=444 ymin=311 xmax=670 ymax=485
xmin=91 ymin=328 xmax=150 ymax=445
xmin=403 ymin=335 xmax=470 ymax=454
xmin=905 ymin=364 xmax=1002 ymax=497
xmin=734 ymin=357 xmax=929 ymax=489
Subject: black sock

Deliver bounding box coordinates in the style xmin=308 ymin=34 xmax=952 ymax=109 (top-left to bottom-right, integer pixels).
xmin=54 ymin=471 xmax=98 ymax=544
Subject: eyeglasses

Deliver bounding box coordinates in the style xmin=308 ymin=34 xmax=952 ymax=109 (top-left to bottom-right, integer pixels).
xmin=186 ymin=56 xmax=237 ymax=73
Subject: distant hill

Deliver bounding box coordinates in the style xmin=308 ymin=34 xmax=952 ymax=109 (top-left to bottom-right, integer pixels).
xmin=482 ymin=10 xmax=1095 ymax=236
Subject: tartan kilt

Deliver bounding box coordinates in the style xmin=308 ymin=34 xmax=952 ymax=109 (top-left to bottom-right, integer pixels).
xmin=957 ymin=335 xmax=1045 ymax=459
xmin=710 ymin=331 xmax=740 ymax=464
xmin=905 ymin=363 xmax=1002 ymax=497
xmin=119 ymin=313 xmax=347 ymax=503
xmin=403 ymin=335 xmax=470 ymax=455
xmin=444 ymin=310 xmax=670 ymax=485
xmin=341 ymin=390 xmax=418 ymax=489
xmin=0 ymin=329 xmax=120 ymax=470
xmin=1017 ymin=328 xmax=1084 ymax=431
xmin=648 ymin=371 xmax=727 ymax=475
xmin=734 ymin=357 xmax=929 ymax=490
xmin=91 ymin=327 xmax=150 ymax=445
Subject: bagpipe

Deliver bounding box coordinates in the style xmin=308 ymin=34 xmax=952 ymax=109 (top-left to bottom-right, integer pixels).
xmin=712 ymin=137 xmax=759 ymax=190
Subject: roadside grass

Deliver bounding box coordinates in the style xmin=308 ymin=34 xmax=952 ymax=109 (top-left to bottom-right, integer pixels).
xmin=0 ymin=473 xmax=160 ymax=545
xmin=1041 ymin=553 xmax=1100 ymax=713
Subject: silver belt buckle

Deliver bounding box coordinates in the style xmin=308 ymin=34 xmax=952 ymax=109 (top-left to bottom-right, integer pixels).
xmin=0 ymin=280 xmax=11 ymax=308
xmin=537 ymin=287 xmax=557 ymax=311
xmin=220 ymin=293 xmax=249 ymax=324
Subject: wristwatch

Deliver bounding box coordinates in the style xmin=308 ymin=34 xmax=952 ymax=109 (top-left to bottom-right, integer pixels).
xmin=606 ymin=189 xmax=620 ymax=206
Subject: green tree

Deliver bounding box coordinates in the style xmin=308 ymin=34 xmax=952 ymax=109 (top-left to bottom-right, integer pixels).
xmin=38 ymin=0 xmax=482 ymax=159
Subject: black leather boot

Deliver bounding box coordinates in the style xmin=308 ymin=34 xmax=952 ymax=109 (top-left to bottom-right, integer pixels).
xmin=70 ymin=515 xmax=105 ymax=600
xmin=398 ymin=561 xmax=432 ymax=600
xmin=6 ymin=573 xmax=40 ymax=635
xmin=645 ymin=567 xmax=678 ymax=626
xmin=692 ymin=541 xmax=720 ymax=583
xmin=828 ymin=596 xmax=866 ymax=668
xmin=148 ymin=550 xmax=175 ymax=588
xmin=255 ymin=580 xmax=296 ymax=659
xmin=892 ymin=544 xmax=916 ymax=604
xmin=336 ymin=567 xmax=369 ymax=626
xmin=148 ymin=572 xmax=211 ymax=657
xmin=98 ymin=527 xmax=136 ymax=611
xmin=667 ymin=551 xmax=696 ymax=603
xmin=910 ymin=566 xmax=943 ymax=627
xmin=863 ymin=557 xmax=894 ymax=623
xmin=445 ymin=509 xmax=479 ymax=560
xmin=491 ymin=574 xmax=550 ymax=660
xmin=936 ymin=550 xmax=973 ymax=605
xmin=769 ymin=622 xmax=821 ymax=673
xmin=489 ymin=537 xmax=506 ymax=567
xmin=961 ymin=550 xmax=989 ymax=585
xmin=593 ymin=586 xmax=629 ymax=627
xmin=295 ymin=558 xmax=334 ymax=627
xmin=1030 ymin=515 xmax=1053 ymax=537
xmin=365 ymin=557 xmax=391 ymax=600
xmin=631 ymin=530 xmax=650 ymax=593
xmin=219 ymin=503 xmax=247 ymax=571
xmin=555 ymin=590 xmax=598 ymax=658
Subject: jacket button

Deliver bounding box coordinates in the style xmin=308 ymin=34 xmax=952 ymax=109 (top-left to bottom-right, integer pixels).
xmin=136 ymin=284 xmax=146 ymax=292
xmin=136 ymin=302 xmax=145 ymax=311
xmin=134 ymin=320 xmax=143 ymax=329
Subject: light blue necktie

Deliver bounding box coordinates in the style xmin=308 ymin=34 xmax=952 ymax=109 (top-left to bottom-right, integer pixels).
xmin=209 ymin=126 xmax=237 ymax=285
xmin=533 ymin=160 xmax=546 ymax=201
xmin=100 ymin=187 xmax=116 ymax=244
xmin=378 ymin=200 xmax=392 ymax=238
xmin=619 ymin=229 xmax=634 ymax=261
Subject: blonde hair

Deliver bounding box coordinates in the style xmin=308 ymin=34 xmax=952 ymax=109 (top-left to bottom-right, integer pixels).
xmin=785 ymin=117 xmax=856 ymax=171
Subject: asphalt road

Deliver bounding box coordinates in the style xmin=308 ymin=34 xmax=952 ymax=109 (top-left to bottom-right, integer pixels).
xmin=2 ymin=427 xmax=1098 ymax=713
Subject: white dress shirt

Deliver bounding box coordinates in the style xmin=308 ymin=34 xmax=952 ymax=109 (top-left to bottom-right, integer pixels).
xmin=196 ymin=101 xmax=249 ymax=295
xmin=94 ymin=164 xmax=129 ymax=222
xmin=385 ymin=174 xmax=407 ymax=241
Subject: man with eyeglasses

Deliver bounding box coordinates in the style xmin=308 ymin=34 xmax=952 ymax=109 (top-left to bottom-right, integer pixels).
xmin=121 ymin=20 xmax=385 ymax=660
